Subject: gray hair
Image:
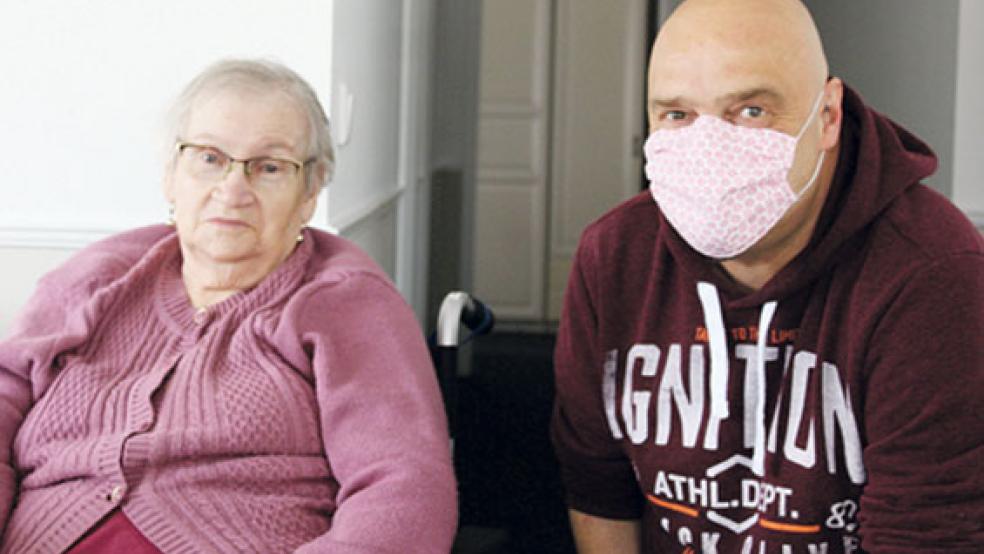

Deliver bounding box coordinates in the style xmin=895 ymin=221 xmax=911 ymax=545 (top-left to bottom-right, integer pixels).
xmin=166 ymin=59 xmax=334 ymax=192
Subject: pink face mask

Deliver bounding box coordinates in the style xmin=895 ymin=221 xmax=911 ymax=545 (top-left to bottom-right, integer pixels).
xmin=644 ymin=94 xmax=825 ymax=259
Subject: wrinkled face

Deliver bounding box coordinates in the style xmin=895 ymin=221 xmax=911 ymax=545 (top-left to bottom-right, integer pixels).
xmin=163 ymin=88 xmax=317 ymax=267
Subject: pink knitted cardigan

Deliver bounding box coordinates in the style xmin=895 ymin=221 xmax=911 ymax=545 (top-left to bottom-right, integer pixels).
xmin=0 ymin=225 xmax=456 ymax=553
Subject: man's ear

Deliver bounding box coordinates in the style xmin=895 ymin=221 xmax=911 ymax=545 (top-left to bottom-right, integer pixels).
xmin=820 ymin=77 xmax=844 ymax=151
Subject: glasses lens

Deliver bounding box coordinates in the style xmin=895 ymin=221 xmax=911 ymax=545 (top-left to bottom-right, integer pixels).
xmin=247 ymin=158 xmax=299 ymax=187
xmin=180 ymin=145 xmax=228 ymax=179
xmin=178 ymin=144 xmax=301 ymax=188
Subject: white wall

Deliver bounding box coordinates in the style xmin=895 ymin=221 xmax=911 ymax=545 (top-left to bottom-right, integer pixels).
xmin=0 ymin=1 xmax=337 ymax=334
xmin=329 ymin=1 xmax=400 ymax=232
xmin=396 ymin=0 xmax=438 ymax=320
xmin=953 ymin=0 xmax=984 ymax=229
xmin=0 ymin=1 xmax=335 ymax=247
xmin=804 ymin=0 xmax=960 ymax=197
xmin=331 ymin=0 xmax=437 ymax=319
xmin=0 ymin=1 xmax=438 ymax=333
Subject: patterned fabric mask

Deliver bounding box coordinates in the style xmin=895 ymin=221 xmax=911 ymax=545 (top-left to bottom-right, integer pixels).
xmin=645 ymin=94 xmax=825 ymax=259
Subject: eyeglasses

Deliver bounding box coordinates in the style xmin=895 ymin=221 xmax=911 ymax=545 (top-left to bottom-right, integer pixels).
xmin=175 ymin=142 xmax=309 ymax=190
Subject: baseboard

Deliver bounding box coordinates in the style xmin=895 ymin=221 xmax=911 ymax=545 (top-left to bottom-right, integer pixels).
xmin=0 ymin=227 xmax=117 ymax=250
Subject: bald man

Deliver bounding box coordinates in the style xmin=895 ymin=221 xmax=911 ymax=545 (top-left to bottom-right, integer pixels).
xmin=551 ymin=0 xmax=983 ymax=552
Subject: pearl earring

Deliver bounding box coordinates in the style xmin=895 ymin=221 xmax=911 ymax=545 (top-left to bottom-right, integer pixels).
xmin=167 ymin=205 xmax=176 ymax=226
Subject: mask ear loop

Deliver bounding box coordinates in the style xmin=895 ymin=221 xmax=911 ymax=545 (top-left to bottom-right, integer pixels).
xmin=795 ymin=91 xmax=826 ymax=141
xmin=795 ymin=149 xmax=826 ymax=201
xmin=791 ymin=91 xmax=828 ymax=199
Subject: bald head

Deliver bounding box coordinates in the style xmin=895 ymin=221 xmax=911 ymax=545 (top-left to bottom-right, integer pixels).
xmin=646 ymin=0 xmax=847 ymax=280
xmin=648 ymin=0 xmax=830 ymax=135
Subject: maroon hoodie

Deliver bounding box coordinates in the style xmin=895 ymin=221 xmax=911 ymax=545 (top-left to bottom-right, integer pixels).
xmin=551 ymin=85 xmax=984 ymax=553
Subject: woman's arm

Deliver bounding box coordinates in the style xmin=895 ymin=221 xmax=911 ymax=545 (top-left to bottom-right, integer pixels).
xmin=0 ymin=229 xmax=155 ymax=535
xmin=0 ymin=278 xmax=95 ymax=532
xmin=292 ymin=273 xmax=456 ymax=554
xmin=0 ymin=339 xmax=36 ymax=532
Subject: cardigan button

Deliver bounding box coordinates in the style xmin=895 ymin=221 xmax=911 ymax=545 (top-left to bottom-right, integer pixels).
xmin=107 ymin=484 xmax=125 ymax=503
xmin=193 ymin=308 xmax=208 ymax=325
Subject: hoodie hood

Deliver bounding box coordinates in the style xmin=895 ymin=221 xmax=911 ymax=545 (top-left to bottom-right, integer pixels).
xmin=662 ymin=83 xmax=939 ymax=307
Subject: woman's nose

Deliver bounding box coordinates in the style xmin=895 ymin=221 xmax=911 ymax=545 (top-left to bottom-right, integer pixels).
xmin=212 ymin=161 xmax=255 ymax=205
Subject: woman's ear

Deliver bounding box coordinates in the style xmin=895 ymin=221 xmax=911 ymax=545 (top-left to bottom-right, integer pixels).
xmin=297 ymin=177 xmax=322 ymax=225
xmin=298 ymin=165 xmax=327 ymax=224
xmin=162 ymin=182 xmax=174 ymax=205
xmin=162 ymin=163 xmax=176 ymax=204
xmin=299 ymin=192 xmax=318 ymax=225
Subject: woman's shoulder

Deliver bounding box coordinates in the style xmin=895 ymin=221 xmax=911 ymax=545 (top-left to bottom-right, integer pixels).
xmin=266 ymin=229 xmax=414 ymax=365
xmin=275 ymin=228 xmax=411 ymax=331
xmin=301 ymin=228 xmax=394 ymax=290
xmin=40 ymin=225 xmax=175 ymax=297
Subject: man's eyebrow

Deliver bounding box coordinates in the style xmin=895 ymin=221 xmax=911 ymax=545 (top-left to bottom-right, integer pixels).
xmin=649 ymin=95 xmax=694 ymax=109
xmin=648 ymin=88 xmax=784 ymax=110
xmin=719 ymin=87 xmax=784 ymax=105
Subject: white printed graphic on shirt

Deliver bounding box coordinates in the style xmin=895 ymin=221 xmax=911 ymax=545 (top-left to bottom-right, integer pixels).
xmin=602 ymin=342 xmax=865 ymax=483
xmin=598 ymin=284 xmax=867 ymax=551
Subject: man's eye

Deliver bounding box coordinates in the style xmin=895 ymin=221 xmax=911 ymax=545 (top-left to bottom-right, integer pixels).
xmin=739 ymin=106 xmax=765 ymax=119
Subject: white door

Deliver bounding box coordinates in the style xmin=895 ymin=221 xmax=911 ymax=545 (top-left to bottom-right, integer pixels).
xmin=473 ymin=0 xmax=554 ymax=320
xmin=473 ymin=0 xmax=647 ymax=321
xmin=547 ymin=0 xmax=648 ymax=319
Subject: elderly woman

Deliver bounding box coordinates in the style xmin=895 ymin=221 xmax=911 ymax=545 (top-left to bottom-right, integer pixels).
xmin=0 ymin=60 xmax=456 ymax=553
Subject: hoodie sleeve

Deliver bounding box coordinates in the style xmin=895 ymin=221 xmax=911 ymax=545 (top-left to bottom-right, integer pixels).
xmin=859 ymin=253 xmax=984 ymax=552
xmin=294 ymin=273 xmax=457 ymax=554
xmin=551 ymin=232 xmax=643 ymax=519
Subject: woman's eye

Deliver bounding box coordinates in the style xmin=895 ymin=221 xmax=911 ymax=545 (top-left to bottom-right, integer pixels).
xmin=739 ymin=106 xmax=765 ymax=119
xmin=201 ymin=150 xmax=223 ymax=165
xmin=259 ymin=161 xmax=284 ymax=174
xmin=665 ymin=110 xmax=688 ymax=121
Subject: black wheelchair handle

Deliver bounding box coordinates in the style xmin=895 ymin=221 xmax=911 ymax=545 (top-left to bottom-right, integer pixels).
xmin=460 ymin=296 xmax=494 ymax=336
